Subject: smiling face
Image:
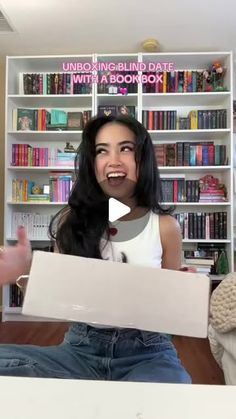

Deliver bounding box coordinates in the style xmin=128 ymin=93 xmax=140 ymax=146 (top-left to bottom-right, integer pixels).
xmin=94 ymin=122 xmax=138 ymax=204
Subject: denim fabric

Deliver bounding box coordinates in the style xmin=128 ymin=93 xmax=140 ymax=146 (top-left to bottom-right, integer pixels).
xmin=0 ymin=323 xmax=191 ymax=383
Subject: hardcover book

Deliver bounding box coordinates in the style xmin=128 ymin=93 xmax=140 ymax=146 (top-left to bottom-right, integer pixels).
xmin=67 ymin=112 xmax=83 ymax=130
xmin=17 ymin=109 xmax=36 ymax=131
xmin=117 ymin=105 xmax=135 ymax=118
xmin=98 ymin=105 xmax=117 ymax=117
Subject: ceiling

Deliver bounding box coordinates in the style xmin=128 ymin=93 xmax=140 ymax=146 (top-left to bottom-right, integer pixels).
xmin=0 ymin=0 xmax=235 ymax=61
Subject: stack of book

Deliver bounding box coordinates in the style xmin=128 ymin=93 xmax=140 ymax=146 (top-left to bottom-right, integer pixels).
xmin=56 ymin=151 xmax=76 ymax=167
xmin=182 ymin=255 xmax=214 ymax=275
xmin=21 ymin=72 xmax=92 ymax=95
xmin=142 ymin=109 xmax=227 ymax=130
xmin=11 ymin=212 xmax=52 ymax=239
xmin=154 ymin=143 xmax=227 ymax=167
xmin=12 ymin=108 xmax=92 ymax=131
xmin=199 ymin=175 xmax=227 ymax=203
xmin=175 ymin=212 xmax=227 ymax=240
xmin=142 ymin=69 xmax=226 ymax=93
xmin=182 ymin=244 xmax=229 ymax=279
xmin=49 ymin=171 xmax=74 ymax=202
xmin=11 ymin=145 xmax=76 ymax=167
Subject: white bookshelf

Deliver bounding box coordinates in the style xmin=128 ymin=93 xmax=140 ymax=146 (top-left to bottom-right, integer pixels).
xmin=4 ymin=55 xmax=94 ymax=321
xmin=3 ymin=52 xmax=234 ymax=321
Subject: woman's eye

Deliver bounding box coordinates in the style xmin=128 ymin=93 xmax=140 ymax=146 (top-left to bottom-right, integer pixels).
xmin=121 ymin=146 xmax=134 ymax=152
xmin=96 ymin=149 xmax=106 ymax=155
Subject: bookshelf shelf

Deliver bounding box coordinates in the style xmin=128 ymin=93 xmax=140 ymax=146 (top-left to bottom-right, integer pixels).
xmin=151 ymin=129 xmax=231 ymax=141
xmin=8 ymin=94 xmax=93 ymax=107
xmin=3 ymin=307 xmax=60 ymax=322
xmin=8 ymin=94 xmax=93 ymax=98
xmin=97 ymin=94 xmax=138 ymax=106
xmin=3 ymin=52 xmax=233 ymax=321
xmin=8 ymin=165 xmax=230 ymax=172
xmin=159 ymin=166 xmax=230 ymax=172
xmin=4 ymin=307 xmax=22 ymax=314
xmin=142 ymin=91 xmax=230 ymax=106
xmin=142 ymin=92 xmax=230 ymax=96
xmin=8 ymin=130 xmax=83 ymax=134
xmin=8 ymin=131 xmax=83 ymax=141
xmin=7 ymin=201 xmax=66 ymax=205
xmin=148 ymin=129 xmax=230 ymax=134
xmin=6 ymin=238 xmax=50 ymax=242
xmin=162 ymin=202 xmax=230 ymax=206
xmin=8 ymin=166 xmax=74 ymax=171
xmin=182 ymin=239 xmax=231 ymax=243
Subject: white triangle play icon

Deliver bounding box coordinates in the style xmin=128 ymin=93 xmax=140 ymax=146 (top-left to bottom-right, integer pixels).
xmin=108 ymin=198 xmax=131 ymax=222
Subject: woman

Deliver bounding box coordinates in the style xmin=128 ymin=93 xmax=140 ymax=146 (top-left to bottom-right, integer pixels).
xmin=0 ymin=115 xmax=191 ymax=383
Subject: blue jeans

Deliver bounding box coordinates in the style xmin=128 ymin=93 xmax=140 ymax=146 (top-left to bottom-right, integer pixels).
xmin=0 ymin=323 xmax=191 ymax=383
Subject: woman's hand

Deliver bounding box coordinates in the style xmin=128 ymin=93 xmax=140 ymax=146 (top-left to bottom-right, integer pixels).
xmin=0 ymin=226 xmax=32 ymax=286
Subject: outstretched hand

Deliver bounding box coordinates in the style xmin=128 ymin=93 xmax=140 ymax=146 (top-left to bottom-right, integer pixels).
xmin=0 ymin=226 xmax=32 ymax=286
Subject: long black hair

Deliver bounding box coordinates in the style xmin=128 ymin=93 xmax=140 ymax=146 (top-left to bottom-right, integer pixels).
xmin=48 ymin=114 xmax=173 ymax=258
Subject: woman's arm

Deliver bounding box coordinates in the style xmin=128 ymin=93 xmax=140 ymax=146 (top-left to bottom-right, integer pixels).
xmin=159 ymin=215 xmax=182 ymax=270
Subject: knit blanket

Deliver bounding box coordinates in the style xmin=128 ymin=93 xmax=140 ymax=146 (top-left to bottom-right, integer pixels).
xmin=210 ymin=272 xmax=236 ymax=333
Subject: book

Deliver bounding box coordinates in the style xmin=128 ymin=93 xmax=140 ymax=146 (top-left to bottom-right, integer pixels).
xmin=67 ymin=112 xmax=83 ymax=130
xmin=17 ymin=109 xmax=36 ymax=130
xmin=117 ymin=105 xmax=136 ymax=118
xmin=50 ymin=109 xmax=67 ymax=126
xmin=184 ymin=258 xmax=214 ymax=266
xmin=98 ymin=105 xmax=117 ymax=117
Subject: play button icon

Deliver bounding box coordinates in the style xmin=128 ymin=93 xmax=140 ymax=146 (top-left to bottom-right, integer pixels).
xmin=99 ymin=178 xmax=151 ymax=242
xmin=108 ymin=198 xmax=131 ymax=222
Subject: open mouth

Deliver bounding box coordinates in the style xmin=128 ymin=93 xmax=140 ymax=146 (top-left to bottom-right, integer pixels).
xmin=106 ymin=172 xmax=127 ymax=187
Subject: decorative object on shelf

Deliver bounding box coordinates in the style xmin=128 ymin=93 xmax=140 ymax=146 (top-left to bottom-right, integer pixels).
xmin=199 ymin=175 xmax=227 ymax=202
xmin=64 ymin=142 xmax=76 ymax=153
xmin=141 ymin=38 xmax=160 ymax=52
xmin=43 ymin=185 xmax=50 ymax=195
xmin=108 ymin=85 xmax=118 ymax=94
xmin=32 ymin=185 xmax=43 ymax=195
xmin=215 ymin=250 xmax=229 ymax=275
xmin=203 ymin=62 xmax=227 ymax=92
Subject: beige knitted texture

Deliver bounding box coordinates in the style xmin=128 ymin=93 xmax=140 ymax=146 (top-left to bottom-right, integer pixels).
xmin=210 ymin=273 xmax=236 ymax=333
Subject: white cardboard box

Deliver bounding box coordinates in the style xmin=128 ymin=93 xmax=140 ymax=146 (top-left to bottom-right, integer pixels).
xmin=22 ymin=251 xmax=210 ymax=337
xmin=0 ymin=377 xmax=235 ymax=419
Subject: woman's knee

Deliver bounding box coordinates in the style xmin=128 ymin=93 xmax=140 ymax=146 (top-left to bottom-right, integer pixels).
xmin=0 ymin=344 xmax=34 ymax=368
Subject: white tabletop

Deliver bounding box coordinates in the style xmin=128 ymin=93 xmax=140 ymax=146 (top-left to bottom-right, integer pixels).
xmin=0 ymin=376 xmax=235 ymax=419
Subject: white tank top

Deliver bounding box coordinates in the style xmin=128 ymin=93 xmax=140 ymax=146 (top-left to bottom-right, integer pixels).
xmin=100 ymin=211 xmax=163 ymax=268
xmin=89 ymin=212 xmax=163 ymax=328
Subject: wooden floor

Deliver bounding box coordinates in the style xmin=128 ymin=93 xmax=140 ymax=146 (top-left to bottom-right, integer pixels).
xmin=0 ymin=321 xmax=224 ymax=384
